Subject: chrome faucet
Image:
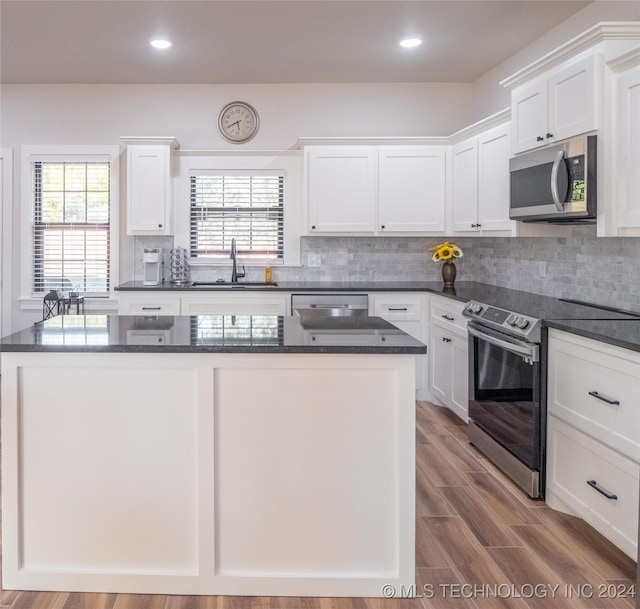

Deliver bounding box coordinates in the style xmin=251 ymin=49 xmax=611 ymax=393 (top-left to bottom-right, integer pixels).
xmin=230 ymin=238 xmax=245 ymax=283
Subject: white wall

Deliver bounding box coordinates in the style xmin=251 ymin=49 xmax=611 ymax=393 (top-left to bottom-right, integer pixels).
xmin=472 ymin=0 xmax=640 ymax=119
xmin=1 ymin=82 xmax=473 ymax=150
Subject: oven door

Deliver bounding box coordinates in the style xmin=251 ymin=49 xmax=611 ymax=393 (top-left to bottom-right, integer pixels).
xmin=467 ymin=322 xmax=541 ymax=470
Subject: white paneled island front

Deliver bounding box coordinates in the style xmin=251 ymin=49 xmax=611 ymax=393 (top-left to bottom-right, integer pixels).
xmin=0 ymin=314 xmax=423 ymax=597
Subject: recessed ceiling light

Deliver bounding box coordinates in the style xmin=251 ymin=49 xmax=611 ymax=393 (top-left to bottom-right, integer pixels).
xmin=400 ymin=38 xmax=422 ymax=48
xmin=150 ymin=39 xmax=173 ymax=50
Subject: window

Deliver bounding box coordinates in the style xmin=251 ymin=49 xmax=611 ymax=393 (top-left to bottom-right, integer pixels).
xmin=32 ymin=159 xmax=111 ymax=296
xmin=190 ymin=172 xmax=284 ymax=263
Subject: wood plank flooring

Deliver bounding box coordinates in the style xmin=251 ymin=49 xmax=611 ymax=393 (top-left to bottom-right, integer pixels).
xmin=1 ymin=401 xmax=637 ymax=609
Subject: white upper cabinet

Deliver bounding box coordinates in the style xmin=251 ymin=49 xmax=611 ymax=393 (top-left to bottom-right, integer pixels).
xmin=511 ymin=80 xmax=549 ymax=154
xmin=452 ymin=122 xmax=514 ymax=234
xmin=123 ymin=137 xmax=177 ymax=235
xmin=306 ymin=145 xmax=446 ymax=235
xmin=308 ymin=147 xmax=377 ymax=233
xmin=378 ymin=147 xmax=445 ymax=233
xmin=511 ymin=55 xmax=599 ymax=154
xmin=614 ymin=60 xmax=640 ymax=233
xmin=477 ymin=124 xmax=515 ymax=232
xmin=452 ymin=139 xmax=478 ymax=232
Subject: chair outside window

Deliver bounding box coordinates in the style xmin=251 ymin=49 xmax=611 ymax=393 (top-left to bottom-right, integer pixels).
xmin=43 ymin=290 xmax=61 ymax=320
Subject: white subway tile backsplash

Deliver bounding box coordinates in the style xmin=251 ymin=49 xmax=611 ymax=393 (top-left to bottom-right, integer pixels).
xmin=134 ymin=235 xmax=640 ymax=314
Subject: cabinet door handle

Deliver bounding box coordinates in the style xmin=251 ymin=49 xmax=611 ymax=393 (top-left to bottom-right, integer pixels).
xmin=142 ymin=306 xmax=162 ymax=311
xmin=536 ymin=136 xmax=544 ymax=142
xmin=381 ymin=225 xmax=386 ymax=229
xmin=441 ymin=314 xmax=454 ymax=321
xmin=588 ymin=391 xmax=620 ymax=406
xmin=158 ymin=224 xmax=163 ymax=228
xmin=442 ymin=337 xmax=452 ymax=343
xmin=587 ymin=480 xmax=618 ymax=500
xmin=311 ymin=225 xmax=316 ymax=230
xmin=389 ymin=307 xmax=408 ymax=312
xmin=546 ymin=132 xmax=554 ymax=139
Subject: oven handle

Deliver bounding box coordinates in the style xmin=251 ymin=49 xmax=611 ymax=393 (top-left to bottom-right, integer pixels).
xmin=467 ymin=323 xmax=539 ymax=361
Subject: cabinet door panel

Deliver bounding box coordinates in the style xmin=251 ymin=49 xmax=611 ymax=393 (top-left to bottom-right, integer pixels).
xmin=430 ymin=324 xmax=452 ymax=407
xmin=181 ymin=294 xmax=288 ymax=316
xmin=450 ymin=334 xmax=469 ymax=423
xmin=477 ymin=124 xmax=515 ymax=232
xmin=548 ymin=55 xmax=598 ymax=143
xmin=511 ymin=80 xmax=548 ymax=154
xmin=452 ymin=139 xmax=479 ymax=231
xmin=308 ymin=148 xmax=377 ymax=233
xmin=378 ymin=147 xmax=445 ymax=232
xmin=127 ymin=146 xmax=171 ymax=234
xmin=616 ymin=66 xmax=640 ymax=229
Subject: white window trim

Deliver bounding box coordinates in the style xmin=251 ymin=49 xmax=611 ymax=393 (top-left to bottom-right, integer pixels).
xmin=20 ymin=145 xmax=120 ymax=309
xmin=174 ymin=151 xmax=302 ymax=267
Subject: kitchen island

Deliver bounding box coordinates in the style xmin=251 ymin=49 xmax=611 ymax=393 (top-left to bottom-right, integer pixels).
xmin=0 ymin=314 xmax=423 ymax=597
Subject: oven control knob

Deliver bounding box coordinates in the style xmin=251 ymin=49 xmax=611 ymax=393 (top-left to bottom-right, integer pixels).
xmin=464 ymin=302 xmax=474 ymax=311
xmin=506 ymin=314 xmax=518 ymax=326
xmin=471 ymin=303 xmax=483 ymax=314
xmin=516 ymin=318 xmax=530 ymax=329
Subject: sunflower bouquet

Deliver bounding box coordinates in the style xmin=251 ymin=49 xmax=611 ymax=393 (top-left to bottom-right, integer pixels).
xmin=429 ymin=241 xmax=464 ymax=263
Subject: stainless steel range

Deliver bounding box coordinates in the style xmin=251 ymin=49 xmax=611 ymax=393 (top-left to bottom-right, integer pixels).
xmin=462 ymin=295 xmax=640 ymax=499
xmin=463 ymin=300 xmax=545 ymax=498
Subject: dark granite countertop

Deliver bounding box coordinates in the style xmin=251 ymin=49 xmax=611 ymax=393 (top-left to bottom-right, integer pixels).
xmin=113 ymin=280 xmax=640 ymax=350
xmin=114 ymin=279 xmax=472 ymax=298
xmin=544 ymin=319 xmax=640 ymax=353
xmin=0 ymin=314 xmax=426 ymax=355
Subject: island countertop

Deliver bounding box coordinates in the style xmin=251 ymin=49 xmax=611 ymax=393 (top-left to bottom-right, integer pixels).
xmin=0 ymin=314 xmax=426 ymax=354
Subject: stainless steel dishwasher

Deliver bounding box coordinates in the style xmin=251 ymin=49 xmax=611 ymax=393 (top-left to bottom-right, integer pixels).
xmin=291 ymin=293 xmax=369 ymax=322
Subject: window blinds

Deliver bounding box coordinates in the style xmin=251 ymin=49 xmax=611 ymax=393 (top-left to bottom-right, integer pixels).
xmin=33 ymin=161 xmax=110 ymax=295
xmin=190 ymin=173 xmax=284 ymax=262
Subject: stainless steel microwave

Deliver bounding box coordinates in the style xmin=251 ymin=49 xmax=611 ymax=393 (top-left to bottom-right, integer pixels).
xmin=509 ymin=134 xmax=597 ymax=223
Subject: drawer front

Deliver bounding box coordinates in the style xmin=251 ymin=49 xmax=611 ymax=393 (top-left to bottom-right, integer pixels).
xmin=118 ymin=298 xmax=180 ymax=316
xmin=547 ymin=416 xmax=639 ymax=559
xmin=548 ymin=329 xmax=640 ymax=462
xmin=430 ymin=295 xmax=466 ymax=334
xmin=373 ymin=295 xmax=422 ymax=322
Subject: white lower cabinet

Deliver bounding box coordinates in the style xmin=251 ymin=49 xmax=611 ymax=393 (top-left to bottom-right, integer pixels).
xmin=546 ymin=328 xmax=640 ymax=559
xmin=428 ymin=295 xmax=468 ymax=421
xmin=118 ymin=292 xmax=290 ymax=316
xmin=370 ymin=292 xmax=428 ymax=400
xmin=180 ymin=293 xmax=289 ymax=316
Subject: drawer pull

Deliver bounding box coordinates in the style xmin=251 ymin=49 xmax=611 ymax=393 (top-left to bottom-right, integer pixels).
xmin=388 ymin=307 xmax=408 ymax=312
xmin=441 ymin=314 xmax=455 ymax=321
xmin=142 ymin=306 xmax=162 ymax=311
xmin=442 ymin=337 xmax=452 ymax=343
xmin=588 ymin=391 xmax=620 ymax=406
xmin=586 ymin=480 xmax=618 ymax=500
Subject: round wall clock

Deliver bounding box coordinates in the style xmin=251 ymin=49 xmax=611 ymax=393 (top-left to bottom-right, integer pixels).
xmin=218 ymin=101 xmax=260 ymax=144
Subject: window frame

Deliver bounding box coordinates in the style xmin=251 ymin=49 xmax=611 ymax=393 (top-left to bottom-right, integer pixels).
xmin=20 ymin=146 xmax=120 ymax=307
xmin=174 ymin=152 xmax=302 ymax=268
xmin=189 ymin=171 xmax=285 ymax=263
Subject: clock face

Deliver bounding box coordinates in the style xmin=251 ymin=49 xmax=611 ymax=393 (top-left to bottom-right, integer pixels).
xmin=218 ymin=102 xmax=259 ymax=143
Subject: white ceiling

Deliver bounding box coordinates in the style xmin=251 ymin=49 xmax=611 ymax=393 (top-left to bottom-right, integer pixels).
xmin=0 ymin=0 xmax=592 ymax=85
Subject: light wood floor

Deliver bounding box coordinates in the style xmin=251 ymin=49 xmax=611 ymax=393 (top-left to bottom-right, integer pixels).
xmin=0 ymin=401 xmax=637 ymax=609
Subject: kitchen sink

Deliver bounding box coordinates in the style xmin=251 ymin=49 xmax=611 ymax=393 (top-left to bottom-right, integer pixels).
xmin=190 ymin=281 xmax=278 ymax=288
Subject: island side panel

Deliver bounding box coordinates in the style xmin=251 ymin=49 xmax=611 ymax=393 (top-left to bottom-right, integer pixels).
xmin=210 ymin=354 xmax=416 ymax=597
xmin=1 ymin=352 xmax=215 ymax=595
